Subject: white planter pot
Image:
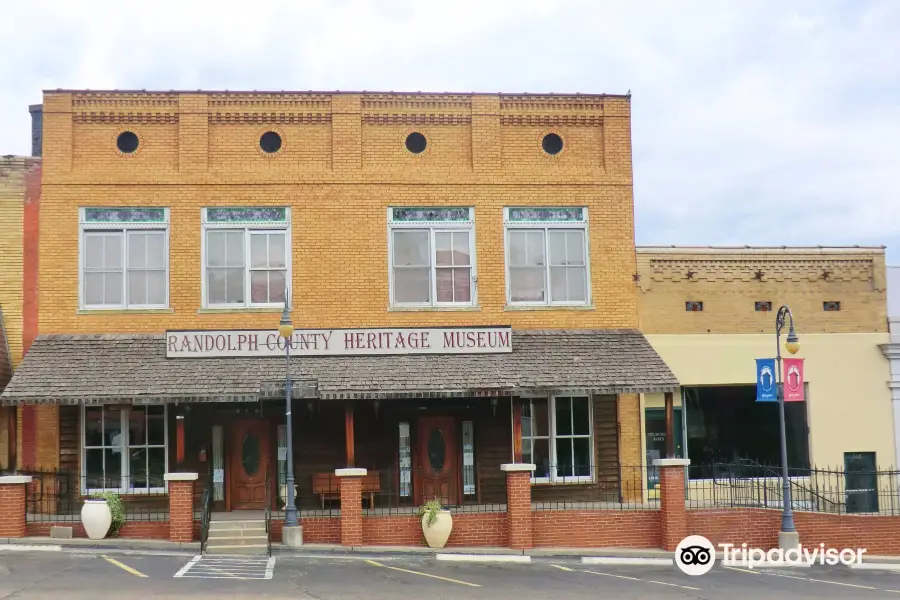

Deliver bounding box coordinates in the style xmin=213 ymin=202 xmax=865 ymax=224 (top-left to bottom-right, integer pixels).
xmin=421 ymin=510 xmax=453 ymax=549
xmin=81 ymin=500 xmax=112 ymax=540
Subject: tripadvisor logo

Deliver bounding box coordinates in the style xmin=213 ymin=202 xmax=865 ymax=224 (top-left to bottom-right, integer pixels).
xmin=674 ymin=535 xmax=868 ymax=574
xmin=674 ymin=535 xmax=716 ymax=576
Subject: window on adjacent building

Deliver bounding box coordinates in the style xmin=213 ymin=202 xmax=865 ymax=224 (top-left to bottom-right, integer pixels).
xmin=824 ymin=301 xmax=841 ymax=312
xmin=685 ymin=301 xmax=703 ymax=312
xmin=82 ymin=405 xmax=168 ymax=493
xmin=504 ymin=207 xmax=589 ymax=306
xmin=201 ymin=207 xmax=291 ymax=308
xmin=755 ymin=301 xmax=772 ymax=312
xmin=520 ymin=396 xmax=593 ymax=483
xmin=387 ymin=207 xmax=476 ymax=307
xmin=79 ymin=208 xmax=169 ymax=309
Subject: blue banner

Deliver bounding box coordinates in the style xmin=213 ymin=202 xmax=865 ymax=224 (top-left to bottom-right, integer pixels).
xmin=756 ymin=358 xmax=777 ymax=401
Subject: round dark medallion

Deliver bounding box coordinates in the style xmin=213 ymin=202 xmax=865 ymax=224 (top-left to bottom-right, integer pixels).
xmin=116 ymin=131 xmax=139 ymax=154
xmin=241 ymin=433 xmax=260 ymax=476
xmin=259 ymin=131 xmax=282 ymax=153
xmin=427 ymin=429 xmax=446 ymax=472
xmin=541 ymin=132 xmax=564 ymax=155
xmin=405 ymin=132 xmax=427 ymax=154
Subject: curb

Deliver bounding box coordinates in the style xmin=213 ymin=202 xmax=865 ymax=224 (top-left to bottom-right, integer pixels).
xmin=437 ymin=553 xmax=531 ymax=563
xmin=583 ymin=556 xmax=673 ymax=566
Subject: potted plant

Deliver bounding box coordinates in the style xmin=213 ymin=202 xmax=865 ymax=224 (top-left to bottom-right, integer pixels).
xmin=81 ymin=491 xmax=124 ymax=540
xmin=419 ymin=499 xmax=453 ymax=548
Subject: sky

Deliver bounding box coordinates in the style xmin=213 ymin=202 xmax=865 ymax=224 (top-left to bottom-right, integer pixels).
xmin=1 ymin=0 xmax=898 ymax=262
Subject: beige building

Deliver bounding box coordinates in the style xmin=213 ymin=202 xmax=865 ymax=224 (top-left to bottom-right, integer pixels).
xmin=636 ymin=246 xmax=894 ymax=479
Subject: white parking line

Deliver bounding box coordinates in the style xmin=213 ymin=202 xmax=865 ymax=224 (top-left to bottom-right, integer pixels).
xmin=581 ymin=569 xmax=702 ymax=591
xmin=436 ymin=554 xmax=530 ymax=563
xmin=582 ymin=556 xmax=673 ymax=566
xmin=173 ymin=555 xmax=274 ymax=580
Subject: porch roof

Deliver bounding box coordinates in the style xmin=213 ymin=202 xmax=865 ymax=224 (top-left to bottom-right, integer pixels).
xmin=0 ymin=329 xmax=678 ymax=405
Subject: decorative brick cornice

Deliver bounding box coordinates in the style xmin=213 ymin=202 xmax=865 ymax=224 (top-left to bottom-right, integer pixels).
xmin=208 ymin=113 xmax=332 ymax=125
xmin=208 ymin=93 xmax=331 ymax=110
xmin=362 ymin=94 xmax=471 ymax=110
xmin=500 ymin=95 xmax=606 ymax=112
xmin=500 ymin=115 xmax=603 ymax=127
xmin=646 ymin=258 xmax=876 ymax=284
xmin=72 ymin=92 xmax=179 ymax=109
xmin=73 ymin=113 xmax=179 ymax=124
xmin=362 ymin=114 xmax=472 ymax=125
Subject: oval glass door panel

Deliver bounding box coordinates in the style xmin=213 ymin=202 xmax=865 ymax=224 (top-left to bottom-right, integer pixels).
xmin=428 ymin=429 xmax=445 ymax=472
xmin=242 ymin=433 xmax=260 ymax=476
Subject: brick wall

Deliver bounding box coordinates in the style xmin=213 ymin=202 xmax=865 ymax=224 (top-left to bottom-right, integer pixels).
xmin=0 ymin=156 xmax=34 ymax=369
xmin=688 ymin=508 xmax=900 ymax=556
xmin=339 ymin=476 xmax=363 ymax=546
xmin=506 ymin=471 xmax=533 ymax=549
xmin=168 ymin=480 xmax=194 ymax=542
xmin=39 ymin=91 xmax=638 ymax=335
xmin=26 ymin=521 xmax=168 ymax=539
xmin=532 ymin=510 xmax=662 ymax=548
xmin=361 ymin=513 xmax=508 ymax=547
xmin=636 ymin=247 xmax=888 ymax=334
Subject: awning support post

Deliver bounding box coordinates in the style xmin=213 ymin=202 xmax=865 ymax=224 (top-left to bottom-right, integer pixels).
xmin=664 ymin=391 xmax=675 ymax=458
xmin=345 ymin=406 xmax=355 ymax=468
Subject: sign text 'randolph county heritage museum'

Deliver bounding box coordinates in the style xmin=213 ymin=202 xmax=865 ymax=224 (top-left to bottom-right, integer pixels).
xmin=166 ymin=327 xmax=513 ymax=358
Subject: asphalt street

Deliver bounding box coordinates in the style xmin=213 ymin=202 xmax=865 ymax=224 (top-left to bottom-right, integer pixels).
xmin=3 ymin=549 xmax=900 ymax=599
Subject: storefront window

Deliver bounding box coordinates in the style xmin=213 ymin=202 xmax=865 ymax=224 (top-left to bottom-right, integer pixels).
xmin=83 ymin=405 xmax=168 ymax=493
xmin=521 ymin=396 xmax=593 ymax=483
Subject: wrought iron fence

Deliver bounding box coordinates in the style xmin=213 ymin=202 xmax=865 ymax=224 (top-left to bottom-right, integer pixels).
xmin=22 ymin=469 xmax=169 ymax=522
xmin=685 ymin=462 xmax=900 ymax=515
xmin=531 ymin=465 xmax=656 ymax=511
xmin=362 ymin=465 xmax=507 ymax=516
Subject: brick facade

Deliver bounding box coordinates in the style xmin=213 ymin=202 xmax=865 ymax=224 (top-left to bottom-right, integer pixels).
xmin=636 ymin=247 xmax=888 ymax=335
xmin=657 ymin=463 xmax=688 ymax=550
xmin=26 ymin=521 xmax=168 ymax=539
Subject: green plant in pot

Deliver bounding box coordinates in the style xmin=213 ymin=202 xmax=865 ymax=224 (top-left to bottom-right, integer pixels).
xmin=419 ymin=499 xmax=453 ymax=548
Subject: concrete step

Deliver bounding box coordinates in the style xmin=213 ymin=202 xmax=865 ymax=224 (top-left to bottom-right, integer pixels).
xmin=208 ymin=520 xmax=267 ymax=531
xmin=205 ymin=536 xmax=268 ymax=546
xmin=208 ymin=527 xmax=267 ymax=538
xmin=204 ymin=544 xmax=269 ymax=555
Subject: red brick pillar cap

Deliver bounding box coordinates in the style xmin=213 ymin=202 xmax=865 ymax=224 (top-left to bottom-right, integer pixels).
xmin=164 ymin=473 xmax=199 ymax=481
xmin=652 ymin=458 xmax=690 ymax=467
xmin=335 ymin=468 xmax=367 ymax=477
xmin=500 ymin=463 xmax=536 ymax=472
xmin=0 ymin=475 xmax=33 ymax=484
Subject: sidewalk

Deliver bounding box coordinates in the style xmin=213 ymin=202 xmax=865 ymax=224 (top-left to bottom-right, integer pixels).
xmin=4 ymin=537 xmax=900 ymax=564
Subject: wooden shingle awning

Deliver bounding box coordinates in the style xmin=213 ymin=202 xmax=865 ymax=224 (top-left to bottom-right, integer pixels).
xmin=0 ymin=330 xmax=678 ymax=405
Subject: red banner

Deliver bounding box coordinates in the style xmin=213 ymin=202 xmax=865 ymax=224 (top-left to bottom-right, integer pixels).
xmin=783 ymin=357 xmax=805 ymax=401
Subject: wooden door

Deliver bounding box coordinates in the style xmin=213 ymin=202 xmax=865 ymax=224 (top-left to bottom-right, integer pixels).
xmin=230 ymin=420 xmax=270 ymax=510
xmin=415 ymin=416 xmax=459 ymax=505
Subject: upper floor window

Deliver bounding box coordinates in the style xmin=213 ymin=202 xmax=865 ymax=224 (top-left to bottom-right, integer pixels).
xmin=79 ymin=208 xmax=169 ymax=310
xmin=504 ymin=207 xmax=589 ymax=306
xmin=201 ymin=207 xmax=291 ymax=308
xmin=387 ymin=207 xmax=476 ymax=307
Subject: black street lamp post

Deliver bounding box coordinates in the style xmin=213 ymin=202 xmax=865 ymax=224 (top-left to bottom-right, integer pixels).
xmin=278 ymin=289 xmax=298 ymax=530
xmin=775 ymin=304 xmax=801 ymax=549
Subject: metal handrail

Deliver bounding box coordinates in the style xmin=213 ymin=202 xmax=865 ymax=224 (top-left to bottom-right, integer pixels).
xmin=199 ymin=468 xmax=213 ymax=554
xmin=264 ymin=466 xmax=272 ymax=557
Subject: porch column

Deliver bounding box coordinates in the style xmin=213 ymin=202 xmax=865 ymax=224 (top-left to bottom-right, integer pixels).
xmin=664 ymin=392 xmax=675 ymax=458
xmin=345 ymin=407 xmax=355 ymax=467
xmin=335 ymin=468 xmax=366 ymax=547
xmin=653 ymin=458 xmax=690 ymax=551
xmin=165 ymin=473 xmax=198 ymax=543
xmin=0 ymin=475 xmax=32 ymax=537
xmin=501 ymin=463 xmax=534 ymax=550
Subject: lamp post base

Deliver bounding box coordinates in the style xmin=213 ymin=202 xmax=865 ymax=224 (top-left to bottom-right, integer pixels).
xmin=778 ymin=530 xmax=800 ymax=551
xmin=283 ymin=525 xmax=304 ymax=548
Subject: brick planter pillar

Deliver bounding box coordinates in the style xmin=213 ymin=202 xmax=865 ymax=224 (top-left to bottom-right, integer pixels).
xmin=502 ymin=463 xmax=535 ymax=550
xmin=654 ymin=458 xmax=690 ymax=551
xmin=165 ymin=473 xmax=198 ymax=543
xmin=336 ymin=468 xmax=366 ymax=547
xmin=0 ymin=475 xmax=33 ymax=538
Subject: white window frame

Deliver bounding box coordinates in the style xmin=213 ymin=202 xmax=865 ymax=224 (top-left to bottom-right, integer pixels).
xmin=78 ymin=208 xmax=170 ymax=310
xmin=503 ymin=207 xmax=591 ymax=307
xmin=387 ymin=207 xmax=477 ymax=308
xmin=521 ymin=395 xmax=594 ymax=484
xmin=201 ymin=208 xmax=292 ymax=309
xmin=81 ymin=404 xmax=169 ymax=494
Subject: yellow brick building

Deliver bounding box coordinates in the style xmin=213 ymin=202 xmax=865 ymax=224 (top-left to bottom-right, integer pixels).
xmin=2 ymin=91 xmax=675 ymax=516
xmin=637 ymin=246 xmax=895 ymax=479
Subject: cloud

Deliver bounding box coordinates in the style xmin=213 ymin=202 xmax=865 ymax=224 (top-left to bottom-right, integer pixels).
xmin=1 ymin=0 xmax=898 ymax=260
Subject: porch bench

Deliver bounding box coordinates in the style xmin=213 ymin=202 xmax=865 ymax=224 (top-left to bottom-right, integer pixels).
xmin=312 ymin=471 xmax=381 ymax=509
